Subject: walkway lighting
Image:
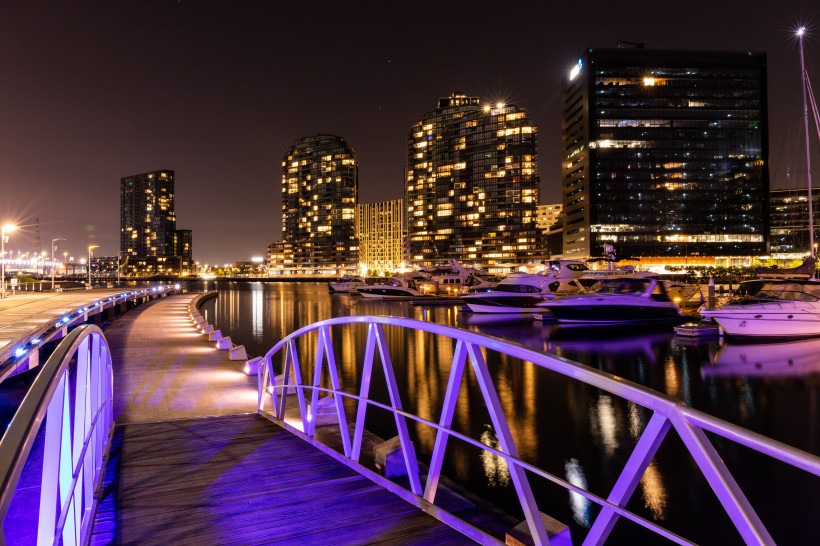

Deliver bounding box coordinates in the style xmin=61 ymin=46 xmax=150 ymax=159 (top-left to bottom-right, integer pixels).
xmin=51 ymin=237 xmax=65 ymax=290
xmin=88 ymin=245 xmax=99 ymax=287
xmin=1 ymin=224 xmax=17 ymax=298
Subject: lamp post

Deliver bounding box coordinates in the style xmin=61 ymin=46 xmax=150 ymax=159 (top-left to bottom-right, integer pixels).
xmin=87 ymin=245 xmax=99 ymax=288
xmin=1 ymin=224 xmax=16 ymax=298
xmin=117 ymin=251 xmax=127 ymax=286
xmin=51 ymin=238 xmax=65 ymax=290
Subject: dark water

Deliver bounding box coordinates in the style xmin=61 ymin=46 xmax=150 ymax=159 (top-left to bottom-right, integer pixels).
xmin=200 ymin=281 xmax=819 ymax=545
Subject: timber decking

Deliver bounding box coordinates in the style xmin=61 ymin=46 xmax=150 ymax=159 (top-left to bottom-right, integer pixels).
xmin=91 ymin=413 xmax=472 ymax=545
xmin=90 ymin=294 xmax=477 ymax=545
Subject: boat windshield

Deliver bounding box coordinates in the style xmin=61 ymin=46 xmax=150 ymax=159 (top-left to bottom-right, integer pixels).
xmin=753 ymin=282 xmax=820 ymax=302
xmin=595 ymin=278 xmax=651 ymax=295
xmin=494 ymin=283 xmax=545 ymax=293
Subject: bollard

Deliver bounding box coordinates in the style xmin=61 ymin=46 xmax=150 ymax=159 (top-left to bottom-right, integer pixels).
xmin=374 ymin=436 xmax=410 ymax=478
xmin=506 ymin=513 xmax=572 ymax=546
xmin=272 ymin=372 xmax=297 ymax=394
xmin=708 ymin=277 xmax=715 ymax=310
xmin=228 ymin=345 xmax=248 ymax=360
xmin=308 ymin=397 xmax=338 ymax=427
xmin=208 ymin=330 xmax=223 ymax=342
xmin=216 ymin=336 xmax=232 ymax=350
xmin=201 ymin=324 xmax=214 ymax=335
xmin=243 ymin=357 xmax=262 ymax=376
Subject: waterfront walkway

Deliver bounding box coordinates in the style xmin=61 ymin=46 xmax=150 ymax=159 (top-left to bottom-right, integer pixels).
xmin=0 ymin=289 xmax=129 ymax=357
xmin=91 ymin=293 xmax=472 ymax=544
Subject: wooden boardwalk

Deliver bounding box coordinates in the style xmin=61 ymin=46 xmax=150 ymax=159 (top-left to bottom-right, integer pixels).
xmin=90 ymin=294 xmax=474 ymax=545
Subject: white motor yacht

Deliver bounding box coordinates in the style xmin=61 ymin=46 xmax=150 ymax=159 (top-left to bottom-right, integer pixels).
xmin=699 ymin=277 xmax=820 ymax=339
xmin=327 ymin=275 xmax=367 ymax=294
xmin=418 ymin=258 xmax=499 ymax=295
xmin=461 ymin=271 xmax=556 ymax=313
xmin=356 ymin=272 xmax=427 ymax=299
xmin=536 ymin=277 xmax=685 ymax=325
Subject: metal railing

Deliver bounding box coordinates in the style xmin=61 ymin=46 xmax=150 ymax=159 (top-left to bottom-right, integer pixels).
xmin=0 ymin=325 xmax=114 ymax=546
xmin=258 ymin=315 xmax=820 ymax=546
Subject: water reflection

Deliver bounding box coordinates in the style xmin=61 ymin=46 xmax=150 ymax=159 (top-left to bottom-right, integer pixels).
xmin=565 ymin=458 xmax=591 ymax=527
xmin=479 ymin=425 xmax=511 ymax=487
xmin=704 ymin=338 xmax=820 ymax=377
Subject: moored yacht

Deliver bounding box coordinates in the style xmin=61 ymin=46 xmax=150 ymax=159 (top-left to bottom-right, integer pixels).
xmin=328 ymin=275 xmax=367 ymax=294
xmin=461 ymin=271 xmax=556 ymax=313
xmin=699 ymin=276 xmax=820 ymax=339
xmin=418 ymin=258 xmax=499 ymax=295
xmin=356 ymin=272 xmax=427 ymax=299
xmin=536 ymin=277 xmax=685 ymax=325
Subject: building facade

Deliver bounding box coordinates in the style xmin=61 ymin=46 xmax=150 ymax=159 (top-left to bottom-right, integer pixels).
xmin=120 ymin=169 xmax=193 ymax=276
xmin=356 ymin=199 xmax=405 ymax=275
xmin=121 ymin=170 xmax=177 ymax=258
xmin=769 ymin=188 xmax=820 ymax=257
xmin=536 ymin=204 xmax=563 ymax=231
xmin=405 ymin=93 xmax=542 ymax=269
xmin=281 ymin=135 xmax=359 ymax=275
xmin=174 ymin=229 xmax=193 ymax=275
xmin=561 ymin=49 xmax=769 ymax=260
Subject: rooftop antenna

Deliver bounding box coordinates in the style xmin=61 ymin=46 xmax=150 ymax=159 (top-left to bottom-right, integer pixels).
xmin=616 ymin=40 xmax=645 ymax=49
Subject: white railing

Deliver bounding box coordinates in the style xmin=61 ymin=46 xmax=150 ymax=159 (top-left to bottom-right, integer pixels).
xmin=258 ymin=315 xmax=820 ymax=546
xmin=0 ymin=325 xmax=114 ymax=546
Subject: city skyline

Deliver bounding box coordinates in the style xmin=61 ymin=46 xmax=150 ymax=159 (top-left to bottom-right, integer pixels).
xmin=0 ymin=1 xmax=818 ymax=264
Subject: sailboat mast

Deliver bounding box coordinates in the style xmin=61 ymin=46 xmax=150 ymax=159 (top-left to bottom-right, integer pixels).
xmin=798 ymin=28 xmax=815 ymax=256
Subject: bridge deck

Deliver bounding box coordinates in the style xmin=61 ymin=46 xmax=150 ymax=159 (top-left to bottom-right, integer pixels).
xmin=91 ymin=294 xmax=473 ymax=544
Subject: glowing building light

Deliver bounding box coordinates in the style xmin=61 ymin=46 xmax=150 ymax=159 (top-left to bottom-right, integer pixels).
xmin=644 ymin=77 xmax=656 ymax=86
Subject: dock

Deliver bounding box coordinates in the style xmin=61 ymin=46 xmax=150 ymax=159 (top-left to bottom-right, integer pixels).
xmin=91 ymin=293 xmax=475 ymax=543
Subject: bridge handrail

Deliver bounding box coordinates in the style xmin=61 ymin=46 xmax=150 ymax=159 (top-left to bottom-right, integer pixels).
xmin=0 ymin=325 xmax=114 ymax=546
xmin=258 ymin=315 xmax=820 ymax=546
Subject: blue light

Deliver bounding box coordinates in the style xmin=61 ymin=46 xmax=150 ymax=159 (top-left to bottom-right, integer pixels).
xmin=14 ymin=348 xmax=26 ymax=358
xmin=31 ymin=338 xmax=42 ymax=344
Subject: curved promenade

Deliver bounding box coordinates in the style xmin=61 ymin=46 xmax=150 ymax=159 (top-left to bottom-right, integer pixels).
xmin=90 ymin=293 xmax=472 ymax=545
xmin=0 ymin=287 xmax=174 ymax=383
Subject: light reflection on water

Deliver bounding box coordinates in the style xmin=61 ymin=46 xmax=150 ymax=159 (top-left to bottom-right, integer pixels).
xmin=200 ymin=281 xmax=819 ymax=545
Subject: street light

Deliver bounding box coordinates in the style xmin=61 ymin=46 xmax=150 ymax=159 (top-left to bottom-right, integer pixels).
xmin=1 ymin=224 xmax=17 ymax=298
xmin=87 ymin=245 xmax=99 ymax=288
xmin=51 ymin=237 xmax=65 ymax=290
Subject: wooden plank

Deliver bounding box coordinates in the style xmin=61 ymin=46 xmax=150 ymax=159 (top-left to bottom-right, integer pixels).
xmin=91 ymin=413 xmax=475 ymax=545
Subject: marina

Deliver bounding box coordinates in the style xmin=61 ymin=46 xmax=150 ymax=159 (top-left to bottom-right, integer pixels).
xmin=200 ymin=280 xmax=820 ymax=545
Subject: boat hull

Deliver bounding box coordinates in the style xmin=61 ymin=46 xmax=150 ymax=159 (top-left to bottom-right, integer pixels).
xmin=462 ymin=294 xmax=552 ymax=314
xmin=701 ymin=310 xmax=820 ymax=339
xmin=357 ymin=287 xmax=420 ymax=299
xmin=543 ymin=304 xmax=684 ymax=325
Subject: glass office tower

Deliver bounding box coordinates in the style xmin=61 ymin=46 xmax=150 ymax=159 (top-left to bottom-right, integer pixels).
xmin=281 ymin=134 xmax=358 ymax=274
xmin=769 ymin=188 xmax=820 ymax=256
xmin=406 ymin=93 xmax=541 ymax=268
xmin=561 ymin=49 xmax=769 ymax=259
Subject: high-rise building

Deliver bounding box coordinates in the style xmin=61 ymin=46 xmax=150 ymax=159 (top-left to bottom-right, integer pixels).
xmin=561 ymin=49 xmax=769 ymax=260
xmin=120 ymin=169 xmax=193 ymax=276
xmin=769 ymin=188 xmax=820 ymax=256
xmin=174 ymin=229 xmax=193 ymax=275
xmin=121 ymin=170 xmax=177 ymax=258
xmin=356 ymin=199 xmax=405 ymax=275
xmin=281 ymin=134 xmax=358 ymax=275
xmin=405 ymin=93 xmax=541 ymax=269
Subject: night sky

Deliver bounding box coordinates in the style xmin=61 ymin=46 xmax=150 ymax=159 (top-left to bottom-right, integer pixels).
xmin=1 ymin=0 xmax=818 ymax=265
